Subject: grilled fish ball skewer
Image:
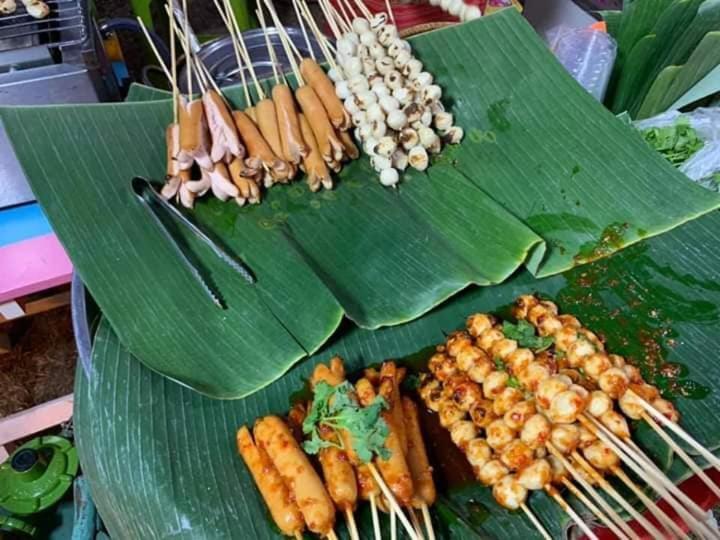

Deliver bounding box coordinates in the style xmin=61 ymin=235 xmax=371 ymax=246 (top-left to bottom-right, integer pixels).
xmin=254 ymin=416 xmax=335 ymax=536
xmin=237 ymin=426 xmax=305 ymax=537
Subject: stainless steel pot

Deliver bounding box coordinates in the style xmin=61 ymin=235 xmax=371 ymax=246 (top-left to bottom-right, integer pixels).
xmin=178 ymin=27 xmax=328 ymax=92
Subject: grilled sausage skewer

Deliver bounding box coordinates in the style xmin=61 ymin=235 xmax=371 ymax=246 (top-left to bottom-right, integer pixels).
xmin=237 ymin=427 xmax=305 ymax=537
xmin=309 ymin=359 xmax=361 ymax=540
xmin=254 ymin=416 xmax=336 ymax=536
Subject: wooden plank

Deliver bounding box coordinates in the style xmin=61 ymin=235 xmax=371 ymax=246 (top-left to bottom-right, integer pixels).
xmin=0 ymin=394 xmax=73 ymax=445
xmin=0 ymin=332 xmax=10 ymax=354
xmin=23 ymin=289 xmax=71 ymax=316
xmin=0 ymin=284 xmax=71 ymax=323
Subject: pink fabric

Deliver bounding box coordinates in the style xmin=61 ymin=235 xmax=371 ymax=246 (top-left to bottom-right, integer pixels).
xmin=0 ymin=233 xmax=72 ymax=303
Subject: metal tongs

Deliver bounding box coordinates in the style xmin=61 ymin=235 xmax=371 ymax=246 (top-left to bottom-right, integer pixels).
xmin=131 ymin=177 xmax=254 ymax=308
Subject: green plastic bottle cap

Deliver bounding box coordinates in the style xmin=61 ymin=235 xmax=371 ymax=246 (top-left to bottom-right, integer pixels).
xmin=0 ymin=436 xmax=78 ymax=516
xmin=0 ymin=514 xmax=38 ymax=537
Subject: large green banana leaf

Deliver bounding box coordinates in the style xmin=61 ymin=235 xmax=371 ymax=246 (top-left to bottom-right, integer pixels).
xmin=636 ymin=31 xmax=720 ymax=118
xmin=608 ymin=0 xmax=720 ymax=117
xmin=76 ymin=207 xmax=720 ymax=539
xmin=4 ymin=9 xmax=720 ymax=399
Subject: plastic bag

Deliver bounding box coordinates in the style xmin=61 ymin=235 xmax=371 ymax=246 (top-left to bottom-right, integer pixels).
xmin=634 ymin=107 xmax=720 ymax=192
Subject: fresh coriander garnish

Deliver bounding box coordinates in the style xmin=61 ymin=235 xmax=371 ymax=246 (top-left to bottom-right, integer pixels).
xmin=302 ymin=381 xmax=391 ymax=463
xmin=502 ymin=320 xmax=554 ymax=352
xmin=494 ymin=358 xmax=505 ymax=370
xmin=507 ymin=376 xmax=521 ymax=389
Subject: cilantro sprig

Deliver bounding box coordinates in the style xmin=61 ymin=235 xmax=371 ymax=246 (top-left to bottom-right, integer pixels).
xmin=302 ymin=381 xmax=390 ymax=463
xmin=502 ymin=320 xmax=554 ymax=351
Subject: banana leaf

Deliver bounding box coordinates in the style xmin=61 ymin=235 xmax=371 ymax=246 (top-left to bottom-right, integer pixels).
xmin=611 ymin=0 xmax=720 ymax=117
xmin=3 ymin=9 xmax=720 ymax=399
xmin=670 ymin=63 xmax=720 ymax=109
xmin=637 ymin=31 xmax=720 ymax=118
xmin=75 ymin=207 xmax=720 ymax=539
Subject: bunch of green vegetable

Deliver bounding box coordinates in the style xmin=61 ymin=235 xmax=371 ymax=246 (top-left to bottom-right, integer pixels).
xmin=602 ymin=0 xmax=720 ymax=119
xmin=640 ymin=119 xmax=705 ymax=166
xmin=302 ymin=381 xmax=390 ymax=463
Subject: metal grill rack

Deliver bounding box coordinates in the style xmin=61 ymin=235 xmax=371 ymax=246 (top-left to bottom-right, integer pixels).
xmin=0 ymin=0 xmax=85 ymax=51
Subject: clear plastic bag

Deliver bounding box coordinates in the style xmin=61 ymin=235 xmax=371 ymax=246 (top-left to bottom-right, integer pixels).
xmin=549 ymin=27 xmax=617 ymax=102
xmin=634 ymin=107 xmax=720 ymax=192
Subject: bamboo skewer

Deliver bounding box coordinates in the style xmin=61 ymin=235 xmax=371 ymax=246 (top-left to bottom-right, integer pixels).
xmin=584 ymin=415 xmax=716 ymax=537
xmin=520 ymin=503 xmax=552 ymax=540
xmin=560 ymin=477 xmax=630 ymax=540
xmin=225 ymin=0 xmax=266 ymax=101
xmin=544 ymin=486 xmax=598 ymax=540
xmin=256 ymin=6 xmax=281 ymax=85
xmin=384 ymin=0 xmax=396 ymax=25
xmin=169 ymin=5 xmax=178 ymax=123
xmin=420 ymin=503 xmax=436 ymax=540
xmin=345 ymin=508 xmax=360 ymax=540
xmin=327 ymin=530 xmax=338 ymax=540
xmin=136 ymin=16 xmax=174 ymax=89
xmin=294 ymin=532 xmax=303 ymax=540
xmin=316 ymin=0 xmax=341 ymax=39
xmin=570 ymin=451 xmax=665 ymax=539
xmin=211 ymin=0 xmax=252 ymax=106
xmin=335 ymin=0 xmax=354 ymax=29
xmin=182 ymin=0 xmax=192 ymax=96
xmin=410 ymin=508 xmax=425 ymax=540
xmin=262 ymin=0 xmax=303 ymax=76
xmin=352 ymin=0 xmax=373 ymax=20
xmin=367 ymin=463 xmax=420 ymax=540
xmin=298 ymin=0 xmax=338 ymax=71
xmin=634 ymin=392 xmax=720 ymax=472
xmin=292 ymin=0 xmax=314 ymax=60
xmin=642 ymin=412 xmax=720 ymax=500
xmin=370 ymin=494 xmax=382 ymax=540
xmin=610 ymin=465 xmax=686 ymax=538
xmin=547 ymin=443 xmax=640 ymax=540
xmin=324 ymin=0 xmax=351 ymax=33
xmin=390 ymin=506 xmax=397 ymax=540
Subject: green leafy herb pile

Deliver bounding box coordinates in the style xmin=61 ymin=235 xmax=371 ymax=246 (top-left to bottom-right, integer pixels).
xmin=302 ymin=381 xmax=390 ymax=463
xmin=641 ymin=119 xmax=704 ymax=167
xmin=502 ymin=320 xmax=554 ymax=351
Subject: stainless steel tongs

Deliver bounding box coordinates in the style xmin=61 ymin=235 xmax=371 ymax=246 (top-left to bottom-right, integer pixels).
xmin=131 ymin=177 xmax=254 ymax=308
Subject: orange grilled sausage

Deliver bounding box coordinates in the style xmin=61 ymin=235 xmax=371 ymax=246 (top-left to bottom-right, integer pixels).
xmin=357 ymin=378 xmax=415 ymax=507
xmin=166 ymin=123 xmax=180 ymax=178
xmin=402 ymin=397 xmax=436 ymax=507
xmin=255 ymin=416 xmax=335 ymax=535
xmin=300 ymin=58 xmax=351 ymax=130
xmin=178 ymin=97 xmax=213 ymax=171
xmin=228 ymin=158 xmax=260 ymax=205
xmin=310 ymin=358 xmax=358 ymax=511
xmin=245 ymin=106 xmax=257 ymax=122
xmin=233 ymin=110 xmax=292 ymax=182
xmin=272 ymin=84 xmax=307 ymax=165
xmin=380 ymin=362 xmax=408 ymax=456
xmin=339 ymin=129 xmax=360 ymax=160
xmin=237 ymin=426 xmax=305 ymax=537
xmin=298 ymin=113 xmax=331 ymax=192
xmin=255 ymin=99 xmax=283 ymax=158
xmin=295 ymin=85 xmax=344 ymax=164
